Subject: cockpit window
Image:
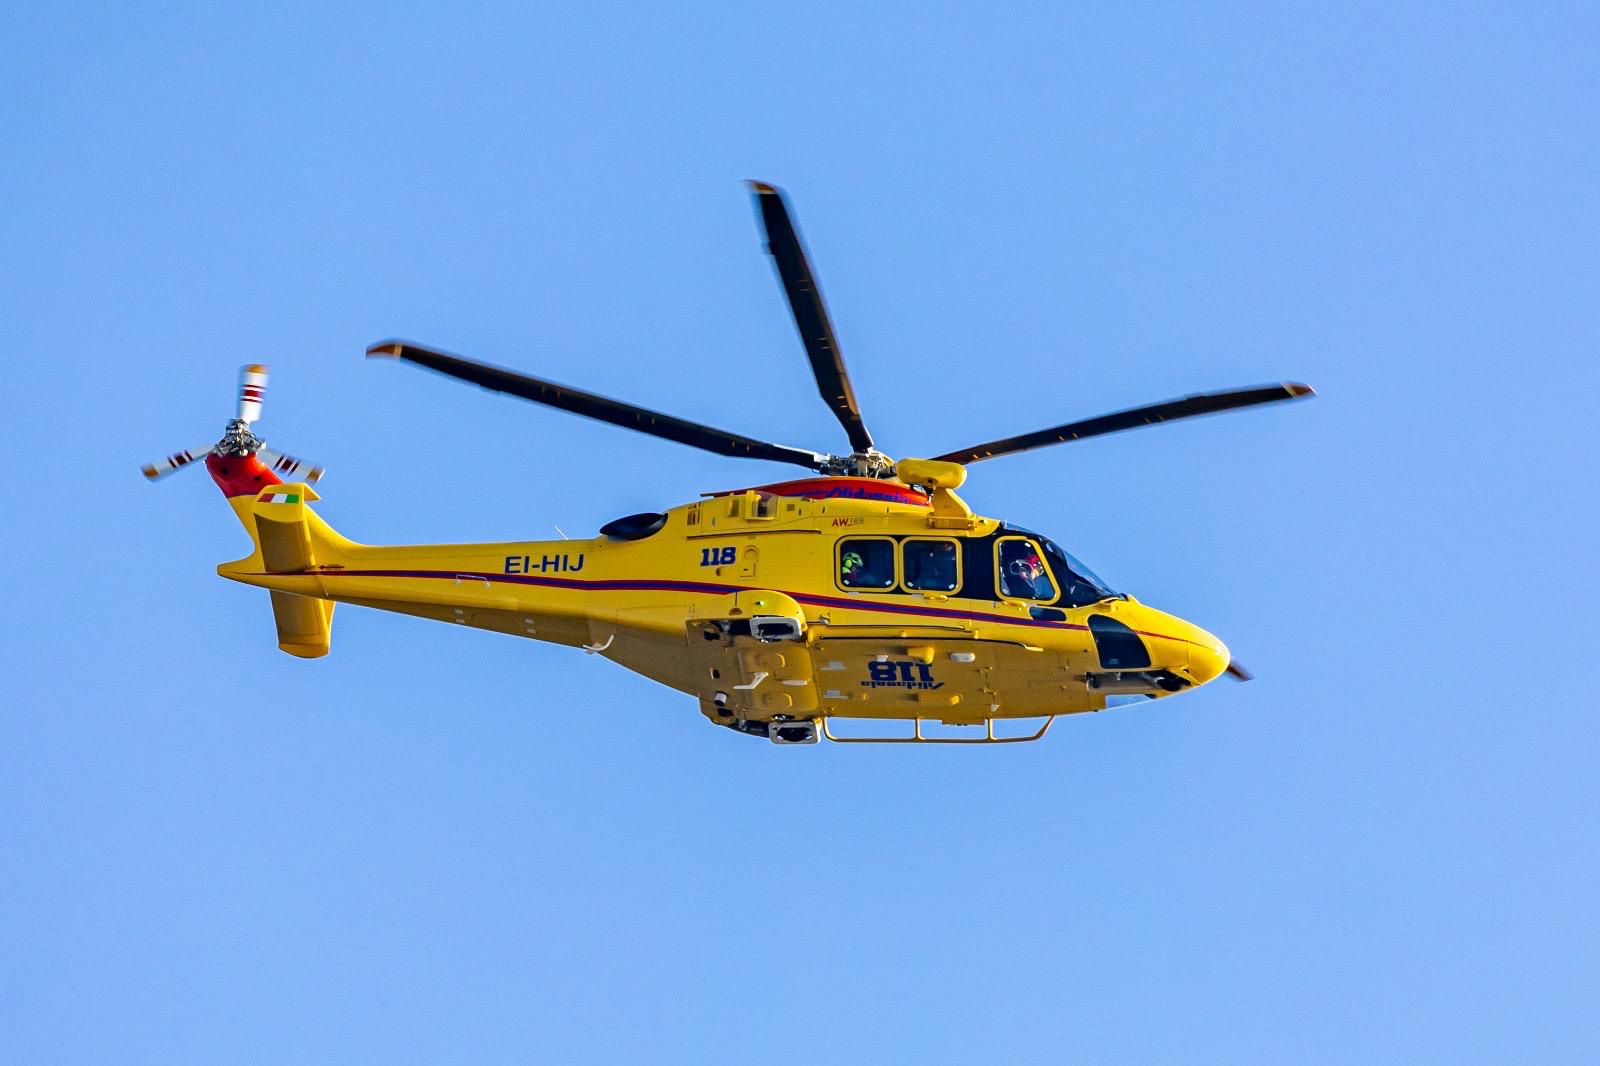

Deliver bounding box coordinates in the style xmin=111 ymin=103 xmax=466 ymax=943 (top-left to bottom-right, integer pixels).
xmin=997 ymin=538 xmax=1057 ymax=601
xmin=1050 ymin=545 xmax=1116 ymax=607
xmin=1003 ymin=526 xmax=1118 ymax=607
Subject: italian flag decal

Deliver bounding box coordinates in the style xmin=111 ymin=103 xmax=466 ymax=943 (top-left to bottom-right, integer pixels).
xmin=259 ymin=492 xmax=299 ymax=504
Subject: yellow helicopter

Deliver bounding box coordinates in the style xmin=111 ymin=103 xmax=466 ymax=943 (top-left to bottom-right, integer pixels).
xmin=145 ymin=182 xmax=1313 ymax=745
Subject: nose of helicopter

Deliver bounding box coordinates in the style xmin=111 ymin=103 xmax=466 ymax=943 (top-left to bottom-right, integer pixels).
xmin=1132 ymin=605 xmax=1230 ymax=687
xmin=1184 ymin=626 xmax=1230 ymax=686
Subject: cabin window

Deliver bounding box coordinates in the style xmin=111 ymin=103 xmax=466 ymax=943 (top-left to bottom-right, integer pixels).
xmin=838 ymin=538 xmax=896 ymax=590
xmin=902 ymin=538 xmax=960 ymax=592
xmin=996 ymin=537 xmax=1057 ymax=602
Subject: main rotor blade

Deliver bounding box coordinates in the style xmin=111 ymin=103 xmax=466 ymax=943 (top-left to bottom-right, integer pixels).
xmin=749 ymin=181 xmax=876 ymax=454
xmin=931 ymin=383 xmax=1316 ymax=465
xmin=367 ymin=340 xmax=828 ymax=471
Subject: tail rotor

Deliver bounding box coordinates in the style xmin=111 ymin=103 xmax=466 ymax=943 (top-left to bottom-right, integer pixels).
xmin=140 ymin=363 xmax=325 ymax=484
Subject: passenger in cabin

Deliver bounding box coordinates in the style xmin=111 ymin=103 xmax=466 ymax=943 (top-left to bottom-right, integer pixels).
xmin=925 ymin=541 xmax=957 ymax=591
xmin=905 ymin=540 xmax=958 ymax=592
xmin=840 ymin=542 xmax=894 ymax=589
xmin=841 ymin=549 xmax=866 ymax=586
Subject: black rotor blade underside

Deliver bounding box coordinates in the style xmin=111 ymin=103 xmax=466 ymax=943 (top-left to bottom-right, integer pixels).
xmin=932 ymin=383 xmax=1315 ymax=465
xmin=749 ymin=181 xmax=876 ymax=454
xmin=368 ymin=340 xmax=826 ymax=471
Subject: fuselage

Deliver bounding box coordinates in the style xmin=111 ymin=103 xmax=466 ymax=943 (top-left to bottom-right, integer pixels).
xmin=218 ymin=472 xmax=1229 ymax=731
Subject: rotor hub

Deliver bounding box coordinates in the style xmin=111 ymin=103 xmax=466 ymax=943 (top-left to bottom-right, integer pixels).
xmin=818 ymin=449 xmax=896 ymax=479
xmin=215 ymin=418 xmax=264 ymax=457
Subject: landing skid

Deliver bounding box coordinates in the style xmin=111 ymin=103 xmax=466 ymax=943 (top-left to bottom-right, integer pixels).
xmin=820 ymin=715 xmax=1057 ymax=745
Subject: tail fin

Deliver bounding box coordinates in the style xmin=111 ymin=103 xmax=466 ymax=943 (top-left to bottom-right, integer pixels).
xmin=269 ymin=591 xmax=336 ymax=659
xmin=208 ymin=453 xmax=355 ymax=659
xmin=252 ymin=485 xmax=326 ymax=572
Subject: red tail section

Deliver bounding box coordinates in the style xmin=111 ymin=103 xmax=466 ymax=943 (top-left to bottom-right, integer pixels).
xmin=206 ymin=453 xmax=282 ymax=498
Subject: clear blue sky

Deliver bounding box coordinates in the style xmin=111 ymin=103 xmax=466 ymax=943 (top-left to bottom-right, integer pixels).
xmin=4 ymin=3 xmax=1597 ymax=1062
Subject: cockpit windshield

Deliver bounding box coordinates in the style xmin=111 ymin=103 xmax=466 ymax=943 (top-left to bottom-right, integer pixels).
xmin=1007 ymin=527 xmax=1118 ymax=607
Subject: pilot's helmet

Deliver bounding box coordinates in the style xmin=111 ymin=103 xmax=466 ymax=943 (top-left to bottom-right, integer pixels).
xmin=1009 ymin=546 xmax=1044 ymax=578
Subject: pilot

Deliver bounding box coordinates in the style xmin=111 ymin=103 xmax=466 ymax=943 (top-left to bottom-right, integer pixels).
xmin=1003 ymin=544 xmax=1049 ymax=599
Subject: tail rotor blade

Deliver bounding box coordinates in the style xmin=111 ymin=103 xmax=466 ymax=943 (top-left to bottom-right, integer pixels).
xmin=237 ymin=364 xmax=268 ymax=424
xmin=141 ymin=445 xmax=214 ymax=481
xmin=1225 ymin=661 xmax=1253 ymax=682
xmin=258 ymin=447 xmax=326 ymax=482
